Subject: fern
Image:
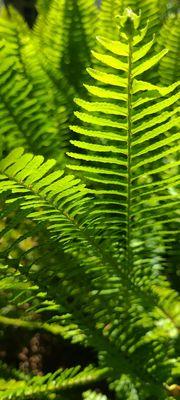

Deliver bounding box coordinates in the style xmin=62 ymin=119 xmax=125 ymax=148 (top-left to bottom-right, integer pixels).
xmin=0 ymin=4 xmax=179 ymax=400
xmin=0 ymin=51 xmax=58 ymax=156
xmin=157 ymin=13 xmax=180 ymax=85
xmin=0 ymin=8 xmax=70 ymax=163
xmin=0 ymin=363 xmax=107 ymax=400
xmin=68 ymin=9 xmax=179 ymax=262
xmin=34 ymin=0 xmax=98 ymax=94
xmin=0 ymin=142 xmax=179 ymax=398
xmin=36 ymin=0 xmax=53 ymax=15
xmin=0 ymin=1 xmax=98 ymax=160
xmin=98 ymin=0 xmax=168 ymax=39
xmin=83 ymin=390 xmax=109 ymax=400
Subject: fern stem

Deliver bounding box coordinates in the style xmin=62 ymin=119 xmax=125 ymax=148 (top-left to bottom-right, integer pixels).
xmin=0 ymin=315 xmax=68 ymax=336
xmin=126 ymin=32 xmax=133 ymax=268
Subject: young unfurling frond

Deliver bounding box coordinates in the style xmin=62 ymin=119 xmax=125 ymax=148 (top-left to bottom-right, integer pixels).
xmin=98 ymin=0 xmax=168 ymax=39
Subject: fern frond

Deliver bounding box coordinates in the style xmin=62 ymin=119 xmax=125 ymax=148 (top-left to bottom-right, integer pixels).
xmin=34 ymin=0 xmax=98 ymax=94
xmin=0 ymin=50 xmax=58 ymax=156
xmin=110 ymin=374 xmax=140 ymax=400
xmin=83 ymin=390 xmax=109 ymax=400
xmin=68 ymin=10 xmax=180 ymax=271
xmin=66 ymin=13 xmax=179 ymax=390
xmin=0 ymin=147 xmax=179 ymax=397
xmin=97 ymin=0 xmax=121 ymax=40
xmin=0 ymin=10 xmax=53 ymax=110
xmin=0 ymin=314 xmax=73 ymax=338
xmin=0 ymin=262 xmax=63 ymax=335
xmin=36 ymin=0 xmax=53 ymax=15
xmin=0 ymin=10 xmax=69 ymax=162
xmin=0 ymin=148 xmax=123 ymax=313
xmin=0 ymin=364 xmax=107 ymax=400
xmin=0 ymin=250 xmax=86 ymax=343
xmin=157 ymin=14 xmax=180 ymax=85
xmin=0 ymin=220 xmax=90 ymax=344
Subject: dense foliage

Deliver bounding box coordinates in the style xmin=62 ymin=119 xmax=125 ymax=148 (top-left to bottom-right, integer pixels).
xmin=0 ymin=1 xmax=179 ymax=399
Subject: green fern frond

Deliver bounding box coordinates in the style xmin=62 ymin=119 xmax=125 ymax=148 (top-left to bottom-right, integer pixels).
xmin=34 ymin=0 xmax=98 ymax=94
xmin=0 ymin=192 xmax=110 ymax=348
xmin=110 ymin=374 xmax=140 ymax=400
xmin=0 ymin=149 xmax=126 ymax=327
xmin=68 ymin=10 xmax=180 ymax=272
xmin=83 ymin=390 xmax=109 ymax=400
xmin=36 ymin=0 xmax=53 ymax=15
xmin=0 ymin=9 xmax=69 ymax=162
xmin=0 ymin=146 xmax=178 ymax=396
xmin=0 ymin=363 xmax=107 ymax=400
xmin=0 ymin=10 xmax=54 ymax=110
xmin=97 ymin=0 xmax=121 ymax=40
xmin=0 ymin=148 xmax=122 ymax=300
xmin=0 ymin=49 xmax=59 ymax=156
xmin=33 ymin=0 xmax=70 ymax=77
xmin=157 ymin=14 xmax=180 ymax=85
xmin=0 ymin=251 xmax=86 ymax=342
xmin=0 ymin=229 xmax=87 ymax=344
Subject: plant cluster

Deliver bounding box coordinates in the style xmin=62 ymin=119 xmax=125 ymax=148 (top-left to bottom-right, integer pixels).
xmin=0 ymin=1 xmax=179 ymax=399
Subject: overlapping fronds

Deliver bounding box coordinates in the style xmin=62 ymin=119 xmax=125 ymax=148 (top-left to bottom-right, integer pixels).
xmin=0 ymin=49 xmax=57 ymax=156
xmin=0 ymin=143 xmax=179 ymax=398
xmin=0 ymin=261 xmax=78 ymax=340
xmin=157 ymin=14 xmax=180 ymax=85
xmin=0 ymin=363 xmax=107 ymax=400
xmin=0 ymin=10 xmax=54 ymax=110
xmin=0 ymin=9 xmax=69 ymax=162
xmin=0 ymin=5 xmax=179 ymax=400
xmin=0 ymin=147 xmax=120 ymax=288
xmin=0 ymin=217 xmax=90 ymax=344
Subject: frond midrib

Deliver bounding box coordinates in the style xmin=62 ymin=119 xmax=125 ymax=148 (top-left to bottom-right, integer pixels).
xmin=126 ymin=27 xmax=133 ymax=271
